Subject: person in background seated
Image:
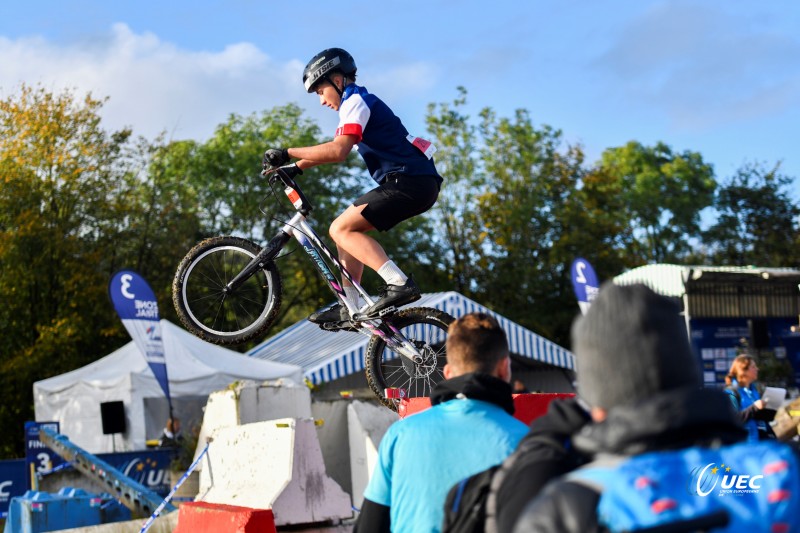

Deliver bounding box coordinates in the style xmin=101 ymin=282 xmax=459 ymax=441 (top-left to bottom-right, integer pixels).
xmin=354 ymin=312 xmax=528 ymax=533
xmin=158 ymin=416 xmax=183 ymax=448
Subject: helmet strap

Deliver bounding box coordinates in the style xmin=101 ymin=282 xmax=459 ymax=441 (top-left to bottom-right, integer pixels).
xmin=326 ymin=74 xmax=345 ymax=98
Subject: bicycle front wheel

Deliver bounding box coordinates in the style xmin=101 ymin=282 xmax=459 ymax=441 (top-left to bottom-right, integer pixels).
xmin=365 ymin=307 xmax=454 ymax=410
xmin=172 ymin=236 xmax=282 ymax=345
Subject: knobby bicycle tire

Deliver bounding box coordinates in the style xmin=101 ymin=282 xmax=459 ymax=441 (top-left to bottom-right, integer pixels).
xmin=172 ymin=236 xmax=283 ymax=345
xmin=365 ymin=307 xmax=455 ymax=410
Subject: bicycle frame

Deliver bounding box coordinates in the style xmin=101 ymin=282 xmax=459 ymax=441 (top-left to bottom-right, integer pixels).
xmin=227 ymin=166 xmax=427 ymax=364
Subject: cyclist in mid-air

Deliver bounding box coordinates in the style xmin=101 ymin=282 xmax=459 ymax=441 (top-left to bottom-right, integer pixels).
xmin=264 ymin=47 xmax=443 ymax=327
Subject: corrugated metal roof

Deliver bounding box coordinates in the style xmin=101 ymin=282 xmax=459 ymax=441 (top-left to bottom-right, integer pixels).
xmin=248 ymin=291 xmax=575 ymax=384
xmin=613 ymin=264 xmax=800 ymax=297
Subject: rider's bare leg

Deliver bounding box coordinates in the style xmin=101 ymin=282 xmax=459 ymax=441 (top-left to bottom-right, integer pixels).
xmin=329 ymin=204 xmax=390 ymax=278
xmin=330 ymin=204 xmax=420 ymax=315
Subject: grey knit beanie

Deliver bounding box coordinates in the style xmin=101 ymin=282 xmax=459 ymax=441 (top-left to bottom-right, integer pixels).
xmin=571 ymin=282 xmax=701 ymax=410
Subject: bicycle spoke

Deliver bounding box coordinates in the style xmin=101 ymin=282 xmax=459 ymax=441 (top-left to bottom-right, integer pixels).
xmin=367 ymin=311 xmax=452 ymax=409
xmin=174 ymin=237 xmax=282 ymax=345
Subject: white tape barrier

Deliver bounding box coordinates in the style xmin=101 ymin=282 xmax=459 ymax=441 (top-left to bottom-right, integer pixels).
xmin=140 ymin=444 xmax=209 ymax=533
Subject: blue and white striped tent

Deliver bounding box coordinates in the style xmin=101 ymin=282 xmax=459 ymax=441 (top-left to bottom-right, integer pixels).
xmin=248 ymin=291 xmax=575 ymax=385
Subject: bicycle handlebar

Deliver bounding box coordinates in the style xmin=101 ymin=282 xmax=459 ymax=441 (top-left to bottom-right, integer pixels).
xmin=262 ymin=164 xmax=313 ymax=214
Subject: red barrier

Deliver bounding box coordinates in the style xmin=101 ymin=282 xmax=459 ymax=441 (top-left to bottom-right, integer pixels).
xmin=174 ymin=501 xmax=276 ymax=533
xmin=397 ymin=393 xmax=575 ymax=425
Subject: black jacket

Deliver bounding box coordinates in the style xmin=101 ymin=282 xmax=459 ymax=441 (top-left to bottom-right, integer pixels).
xmin=492 ymin=397 xmax=591 ymax=533
xmin=512 ymin=387 xmax=747 ymax=533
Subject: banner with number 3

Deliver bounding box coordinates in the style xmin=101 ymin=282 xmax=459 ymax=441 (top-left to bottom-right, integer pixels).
xmin=109 ymin=270 xmax=172 ymax=408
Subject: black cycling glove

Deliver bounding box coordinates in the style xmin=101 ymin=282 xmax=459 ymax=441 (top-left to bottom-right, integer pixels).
xmin=263 ymin=148 xmax=290 ymax=169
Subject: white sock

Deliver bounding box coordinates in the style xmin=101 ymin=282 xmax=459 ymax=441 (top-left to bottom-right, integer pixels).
xmin=377 ymin=260 xmax=408 ymax=286
xmin=343 ymin=286 xmax=361 ymax=311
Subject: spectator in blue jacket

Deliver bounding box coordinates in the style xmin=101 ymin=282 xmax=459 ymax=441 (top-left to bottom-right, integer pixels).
xmin=354 ymin=312 xmax=528 ymax=533
xmin=725 ymin=354 xmax=773 ymax=441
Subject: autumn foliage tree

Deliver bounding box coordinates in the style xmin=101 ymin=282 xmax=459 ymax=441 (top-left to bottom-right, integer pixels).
xmin=0 ymin=86 xmax=129 ymax=456
xmin=0 ymin=86 xmax=202 ymax=457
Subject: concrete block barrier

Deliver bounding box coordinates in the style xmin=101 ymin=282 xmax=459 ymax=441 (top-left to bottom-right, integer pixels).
xmin=192 ymin=379 xmax=312 ymax=468
xmin=197 ymin=418 xmax=352 ymax=526
xmin=347 ymin=401 xmax=396 ymax=508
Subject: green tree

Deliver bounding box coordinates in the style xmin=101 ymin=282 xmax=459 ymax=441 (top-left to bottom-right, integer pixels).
xmin=425 ymin=87 xmax=485 ymax=295
xmin=473 ymin=107 xmax=589 ymax=342
xmin=559 ymin=165 xmax=638 ymax=278
xmin=0 ymin=85 xmax=132 ymax=457
xmin=102 ymin=135 xmax=205 ymax=322
xmin=425 ymin=91 xmax=605 ymax=344
xmin=703 ymin=162 xmax=800 ymax=266
xmin=597 ymin=141 xmax=716 ymax=263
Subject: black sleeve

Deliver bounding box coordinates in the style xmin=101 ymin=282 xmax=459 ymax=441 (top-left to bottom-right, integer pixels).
xmin=353 ymin=498 xmax=391 ymax=533
xmin=495 ymin=398 xmax=591 ymax=532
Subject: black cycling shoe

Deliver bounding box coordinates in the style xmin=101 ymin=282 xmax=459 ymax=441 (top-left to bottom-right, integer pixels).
xmin=308 ymin=303 xmax=349 ymax=324
xmin=358 ymin=276 xmax=421 ymax=318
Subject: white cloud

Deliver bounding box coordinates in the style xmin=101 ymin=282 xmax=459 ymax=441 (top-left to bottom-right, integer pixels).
xmin=0 ymin=25 xmax=445 ymax=143
xmin=0 ymin=23 xmax=308 ymax=141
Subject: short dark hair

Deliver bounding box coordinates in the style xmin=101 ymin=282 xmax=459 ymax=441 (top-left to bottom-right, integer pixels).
xmin=446 ymin=312 xmax=509 ymax=374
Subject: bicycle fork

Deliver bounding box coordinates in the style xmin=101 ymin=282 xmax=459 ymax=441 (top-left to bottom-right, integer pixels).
xmin=224 ymin=229 xmax=292 ymax=293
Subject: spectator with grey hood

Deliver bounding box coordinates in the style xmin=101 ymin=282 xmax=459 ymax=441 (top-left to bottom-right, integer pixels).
xmin=513 ymin=283 xmax=750 ymax=532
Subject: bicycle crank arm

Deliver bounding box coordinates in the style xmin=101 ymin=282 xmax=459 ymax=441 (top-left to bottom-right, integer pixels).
xmin=226 ymin=232 xmax=291 ymax=292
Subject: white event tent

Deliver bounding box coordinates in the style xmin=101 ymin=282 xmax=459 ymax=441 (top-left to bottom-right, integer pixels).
xmin=34 ymin=320 xmax=303 ymax=453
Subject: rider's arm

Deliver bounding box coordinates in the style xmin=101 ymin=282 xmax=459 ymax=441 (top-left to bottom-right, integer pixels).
xmin=289 ymin=135 xmax=357 ymax=170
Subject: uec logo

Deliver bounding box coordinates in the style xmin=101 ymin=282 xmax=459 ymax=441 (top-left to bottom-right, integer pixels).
xmin=688 ymin=463 xmax=763 ymax=496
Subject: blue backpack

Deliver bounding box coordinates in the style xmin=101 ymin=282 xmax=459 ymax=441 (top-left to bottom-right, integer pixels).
xmin=571 ymin=441 xmax=800 ymax=533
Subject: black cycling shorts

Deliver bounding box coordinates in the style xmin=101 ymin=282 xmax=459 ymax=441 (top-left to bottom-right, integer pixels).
xmin=354 ymin=173 xmax=441 ymax=231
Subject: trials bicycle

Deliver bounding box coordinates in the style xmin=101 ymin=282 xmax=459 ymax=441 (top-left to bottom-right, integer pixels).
xmin=172 ymin=163 xmax=454 ymax=410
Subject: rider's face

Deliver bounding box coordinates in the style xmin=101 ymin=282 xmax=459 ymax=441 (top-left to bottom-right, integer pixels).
xmin=316 ymin=79 xmax=342 ymax=111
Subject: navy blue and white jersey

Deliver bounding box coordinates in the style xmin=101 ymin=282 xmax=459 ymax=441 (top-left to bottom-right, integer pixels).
xmin=336 ymin=84 xmax=441 ymax=184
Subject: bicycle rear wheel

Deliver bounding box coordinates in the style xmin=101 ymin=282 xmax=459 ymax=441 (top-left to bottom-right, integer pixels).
xmin=365 ymin=307 xmax=454 ymax=410
xmin=172 ymin=236 xmax=282 ymax=345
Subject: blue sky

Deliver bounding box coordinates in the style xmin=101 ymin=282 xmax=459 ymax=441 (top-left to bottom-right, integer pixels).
xmin=2 ymin=1 xmax=799 ymax=200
